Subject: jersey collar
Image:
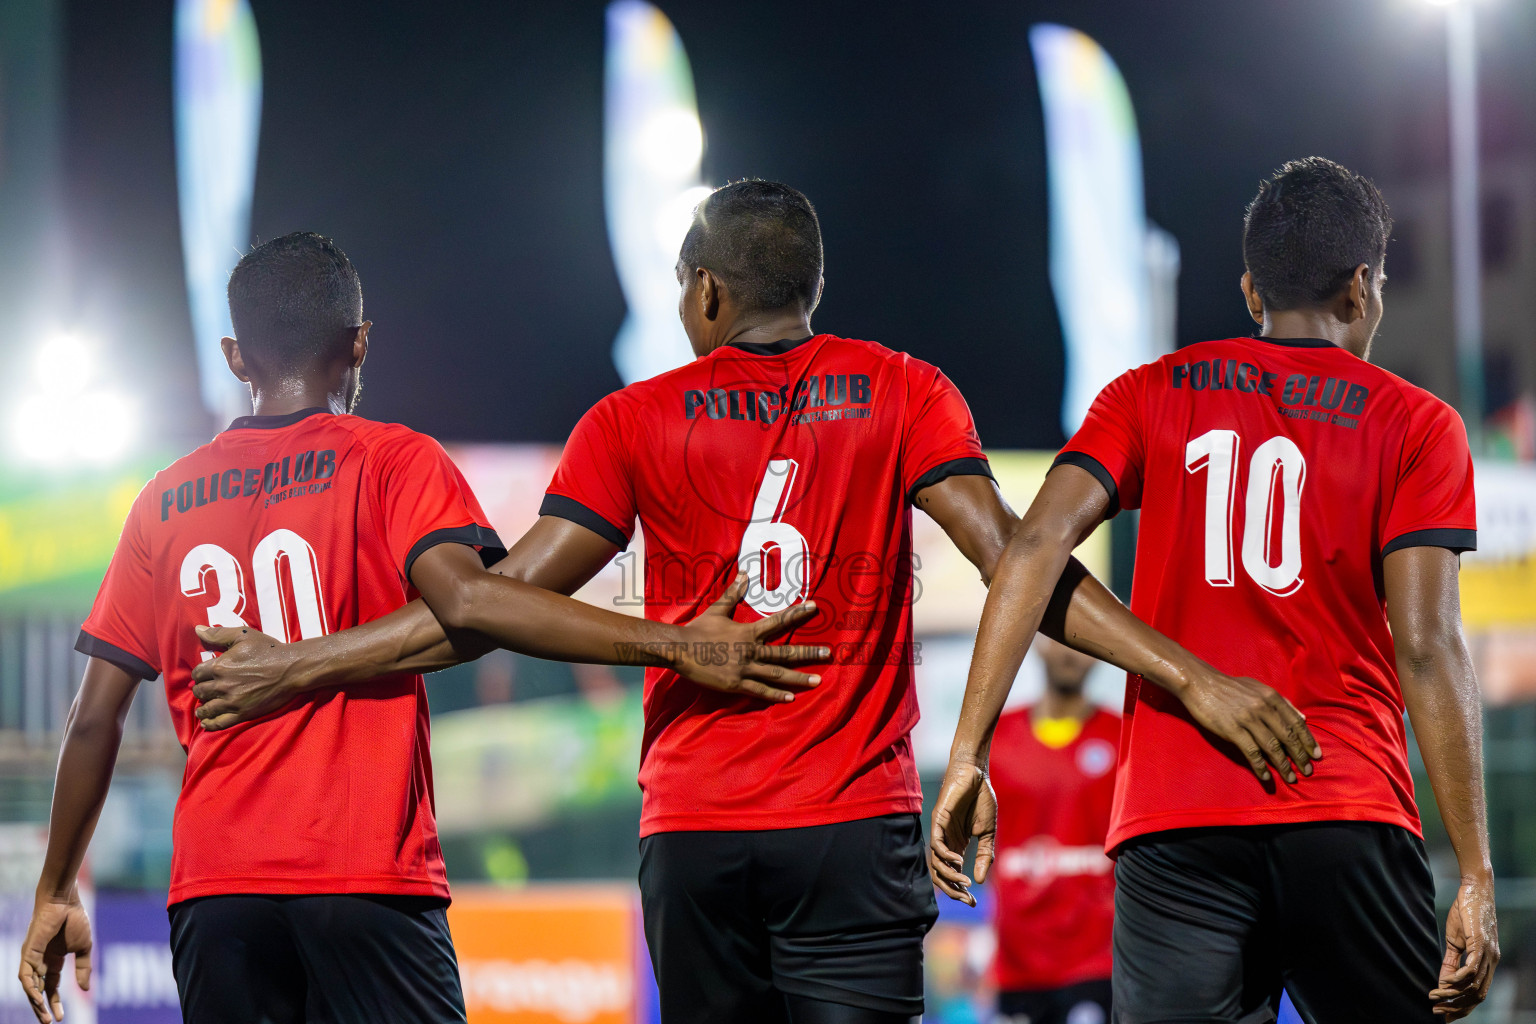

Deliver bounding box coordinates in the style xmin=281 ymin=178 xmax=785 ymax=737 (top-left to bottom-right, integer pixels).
xmin=725 ymin=334 xmax=816 ymax=356
xmin=1248 ymin=335 xmax=1338 ymax=349
xmin=227 ymin=406 xmax=332 ymax=431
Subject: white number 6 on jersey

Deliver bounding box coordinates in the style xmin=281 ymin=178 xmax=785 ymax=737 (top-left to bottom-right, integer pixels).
xmin=736 ymin=458 xmax=810 ymax=617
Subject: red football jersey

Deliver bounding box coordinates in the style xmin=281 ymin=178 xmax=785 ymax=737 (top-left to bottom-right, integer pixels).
xmin=77 ymin=408 xmax=505 ymax=905
xmin=990 ymin=706 xmax=1119 ymax=991
xmin=543 ymin=334 xmax=990 ymax=835
xmin=1059 ymin=337 xmax=1477 ymax=851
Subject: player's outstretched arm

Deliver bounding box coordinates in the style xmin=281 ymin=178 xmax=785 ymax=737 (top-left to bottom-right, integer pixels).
xmin=409 ymin=544 xmax=826 ymax=699
xmin=925 ymin=466 xmax=1321 ymax=904
xmin=193 ymin=517 xmax=628 ymax=727
xmin=18 ymin=658 xmax=139 ymax=1023
xmin=193 ymin=516 xmax=829 ymax=728
xmin=1386 ymin=545 xmax=1498 ymax=1019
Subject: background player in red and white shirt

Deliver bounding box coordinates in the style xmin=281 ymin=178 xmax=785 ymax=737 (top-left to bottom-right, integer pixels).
xmin=990 ymin=638 xmax=1117 ymax=1024
xmin=187 ymin=183 xmax=1265 ymax=1024
xmin=932 ymin=158 xmax=1497 ymax=1022
xmin=15 ymin=233 xmax=822 ymax=1024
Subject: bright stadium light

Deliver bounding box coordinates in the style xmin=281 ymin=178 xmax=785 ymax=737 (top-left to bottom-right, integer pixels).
xmin=637 ymin=108 xmax=704 ymax=177
xmin=34 ymin=333 xmax=92 ymax=397
xmin=11 ymin=334 xmax=138 ymax=465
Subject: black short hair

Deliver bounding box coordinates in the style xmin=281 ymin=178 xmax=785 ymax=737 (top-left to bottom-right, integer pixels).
xmin=678 ymin=180 xmax=823 ymax=313
xmin=227 ymin=232 xmax=363 ymax=375
xmin=1242 ymin=157 xmax=1392 ymax=311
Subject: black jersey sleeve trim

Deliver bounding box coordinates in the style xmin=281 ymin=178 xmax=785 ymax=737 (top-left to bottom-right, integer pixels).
xmin=1381 ymin=528 xmax=1477 ymax=558
xmin=1051 ymin=451 xmax=1121 ymax=519
xmin=538 ymin=494 xmax=631 ymax=550
xmin=403 ymin=523 xmax=509 ymax=580
xmin=907 ymin=457 xmax=995 ymax=505
xmin=75 ymin=630 xmax=159 ymax=681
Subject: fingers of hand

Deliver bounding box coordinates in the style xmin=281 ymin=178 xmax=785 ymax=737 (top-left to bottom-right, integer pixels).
xmin=1262 ymin=700 xmax=1316 ymax=776
xmin=745 ymin=665 xmax=820 ymax=688
xmin=927 ymin=853 xmax=972 ymax=904
xmin=74 ymin=946 xmax=91 ymax=991
xmin=737 ymin=681 xmax=797 ymax=703
xmin=19 ymin=959 xmax=48 ymax=1020
xmin=1258 ymin=724 xmax=1300 ymax=783
xmin=751 ymin=644 xmax=831 ymax=666
xmin=713 ymin=573 xmax=750 ymax=613
xmin=194 ymin=625 xmax=243 ymax=651
xmin=930 ymin=852 xmax=972 ymax=891
xmin=199 ymin=713 xmax=240 ymax=731
xmin=753 ymin=601 xmax=819 ymax=641
xmin=1235 ymin=735 xmax=1273 ymax=783
xmin=974 ymin=838 xmax=995 ymax=885
xmin=193 ymin=699 xmax=235 ymax=721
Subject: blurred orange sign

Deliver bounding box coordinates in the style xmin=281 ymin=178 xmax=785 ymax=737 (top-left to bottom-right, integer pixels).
xmin=450 ymin=885 xmax=641 ymax=1024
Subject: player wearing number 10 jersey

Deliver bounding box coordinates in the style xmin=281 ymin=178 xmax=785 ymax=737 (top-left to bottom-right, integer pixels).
xmin=934 ymin=158 xmax=1498 ymax=1021
xmin=17 ymin=233 xmax=823 ymax=1024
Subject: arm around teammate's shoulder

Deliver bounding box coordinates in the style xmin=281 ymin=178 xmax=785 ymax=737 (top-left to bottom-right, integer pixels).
xmin=1385 ymin=544 xmax=1498 ymax=1019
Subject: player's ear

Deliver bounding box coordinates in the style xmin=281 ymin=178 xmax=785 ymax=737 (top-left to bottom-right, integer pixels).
xmin=221 ymin=337 xmax=251 ymax=383
xmin=808 ymin=274 xmax=825 ymax=316
xmin=1341 ymin=264 xmax=1371 ymax=325
xmin=1239 ymin=272 xmax=1264 ymax=326
xmin=698 ymin=267 xmax=722 ymax=322
xmin=351 ymin=321 xmax=371 ymax=369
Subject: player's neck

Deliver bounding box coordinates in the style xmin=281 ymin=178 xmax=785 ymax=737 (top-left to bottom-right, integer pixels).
xmin=1036 ymin=687 xmax=1090 ymax=723
xmin=1259 ymin=311 xmax=1370 ymax=360
xmin=247 ymin=380 xmax=349 ymax=419
xmin=709 ymin=313 xmax=814 ymax=355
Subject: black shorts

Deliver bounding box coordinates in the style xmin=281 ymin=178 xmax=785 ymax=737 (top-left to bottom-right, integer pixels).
xmin=168 ymin=893 xmax=466 ymax=1024
xmin=999 ymin=979 xmax=1112 ymax=1024
xmin=1112 ymin=822 xmax=1441 ymax=1024
xmin=638 ymin=813 xmax=938 ymax=1023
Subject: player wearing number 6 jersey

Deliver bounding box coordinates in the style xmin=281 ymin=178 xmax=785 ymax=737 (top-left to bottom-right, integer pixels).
xmin=16 ymin=233 xmax=825 ymax=1024
xmin=932 ymin=158 xmax=1498 ymax=1022
xmin=180 ymin=182 xmax=1275 ymax=1024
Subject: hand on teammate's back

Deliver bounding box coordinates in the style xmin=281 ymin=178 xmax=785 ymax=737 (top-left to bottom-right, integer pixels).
xmin=667 ymin=573 xmax=829 ymax=703
xmin=192 ymin=626 xmax=305 ymax=730
xmin=1431 ymin=875 xmax=1499 ymax=1019
xmin=927 ymin=757 xmax=997 ymax=906
xmin=1175 ymin=668 xmax=1322 ymax=785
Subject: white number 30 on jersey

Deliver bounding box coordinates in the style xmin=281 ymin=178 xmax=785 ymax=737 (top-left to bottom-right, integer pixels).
xmin=736 ymin=458 xmax=810 ymax=617
xmin=179 ymin=529 xmax=331 ymax=660
xmin=1185 ymin=429 xmax=1306 ymax=597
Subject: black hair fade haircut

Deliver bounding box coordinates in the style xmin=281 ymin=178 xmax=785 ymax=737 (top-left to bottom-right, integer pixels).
xmin=227 ymin=231 xmax=363 ymax=376
xmin=678 ymin=180 xmax=823 ymax=313
xmin=1242 ymin=157 xmax=1392 ymax=312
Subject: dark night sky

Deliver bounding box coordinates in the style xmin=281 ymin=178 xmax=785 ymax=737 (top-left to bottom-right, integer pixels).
xmin=60 ymin=0 xmax=1536 ymax=449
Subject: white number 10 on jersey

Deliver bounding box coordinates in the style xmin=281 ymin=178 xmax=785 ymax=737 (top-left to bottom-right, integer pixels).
xmin=1185 ymin=429 xmax=1307 ymax=596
